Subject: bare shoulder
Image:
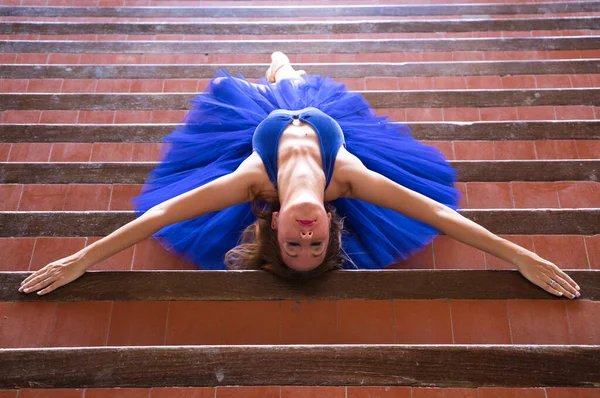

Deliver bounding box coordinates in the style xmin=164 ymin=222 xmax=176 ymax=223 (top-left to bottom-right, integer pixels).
xmin=239 ymin=151 xmax=275 ymax=199
xmin=327 ymin=146 xmax=369 ymax=200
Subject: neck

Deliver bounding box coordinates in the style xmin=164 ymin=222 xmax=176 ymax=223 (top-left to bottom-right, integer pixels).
xmin=277 ymin=155 xmax=325 ymax=209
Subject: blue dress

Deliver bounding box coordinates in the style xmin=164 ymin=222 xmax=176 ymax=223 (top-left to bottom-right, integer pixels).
xmin=132 ymin=69 xmax=461 ymax=270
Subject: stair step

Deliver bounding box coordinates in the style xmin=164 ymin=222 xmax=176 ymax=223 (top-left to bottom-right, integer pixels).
xmin=1 ymin=345 xmax=599 ymax=388
xmin=4 ymin=37 xmax=598 ymax=54
xmin=3 ymin=2 xmax=598 ymax=18
xmin=3 ymin=89 xmax=599 ymax=110
xmin=2 ymin=121 xmax=599 ymax=142
xmin=2 ymin=60 xmax=599 ymax=79
xmin=2 ymin=160 xmax=598 ymax=184
xmin=1 ymin=209 xmax=598 ymax=237
xmin=2 ymin=17 xmax=599 ymax=35
xmin=2 ymin=270 xmax=598 ymax=301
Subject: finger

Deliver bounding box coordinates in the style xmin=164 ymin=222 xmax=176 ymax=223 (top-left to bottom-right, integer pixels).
xmin=540 ymin=282 xmax=564 ymax=298
xmin=551 ymin=273 xmax=579 ymax=298
xmin=37 ymin=281 xmax=62 ymax=296
xmin=20 ymin=270 xmax=50 ymax=291
xmin=22 ymin=276 xmax=55 ymax=294
xmin=541 ymin=276 xmax=574 ymax=299
xmin=555 ymin=270 xmax=580 ymax=292
xmin=21 ymin=269 xmax=47 ymax=286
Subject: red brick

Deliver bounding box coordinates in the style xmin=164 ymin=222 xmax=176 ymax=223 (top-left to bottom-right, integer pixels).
xmin=27 ymin=79 xmax=63 ymax=93
xmin=465 ymin=75 xmax=502 ymax=89
xmin=479 ymin=388 xmax=545 ymax=398
xmin=95 ymin=79 xmax=132 ymax=93
xmin=30 ymin=237 xmax=87 ymax=271
xmin=466 ymin=182 xmax=513 ymax=209
xmin=221 ymin=301 xmax=281 ymax=345
xmin=0 ymin=392 xmax=17 ymax=398
xmin=62 ymin=184 xmax=111 ymax=211
xmin=3 ymin=110 xmax=41 ymax=124
xmin=47 ymin=53 xmax=80 ymax=64
xmin=19 ymin=184 xmax=68 ymax=211
xmin=365 ymin=77 xmax=398 ymax=90
xmin=8 ymin=143 xmax=51 ymax=162
xmin=151 ymin=110 xmax=187 ymax=123
xmin=0 ymin=302 xmax=57 ymax=348
xmin=533 ymin=235 xmax=589 ymax=270
xmin=576 ymin=140 xmax=600 ymax=158
xmin=555 ymin=106 xmax=595 ymax=120
xmin=86 ymin=236 xmax=134 ymax=271
xmin=150 ymin=388 xmax=214 ymax=398
xmin=396 ymin=77 xmax=431 ymax=90
xmin=494 ymin=140 xmax=536 ymax=160
xmin=394 ymin=300 xmax=453 ymax=343
xmin=433 ymin=236 xmax=486 ymax=269
xmin=405 ymin=108 xmax=443 ymax=122
xmin=585 ymin=235 xmax=600 ymax=270
xmin=479 ymin=107 xmax=518 ymax=121
xmin=130 ymin=79 xmax=164 ymax=93
xmin=40 ymin=110 xmax=79 ymax=124
xmin=114 ymin=110 xmax=154 ymax=124
xmin=556 ymin=182 xmax=600 ymax=208
xmin=569 ymin=74 xmax=593 ymax=88
xmin=0 ymin=79 xmax=28 ymax=93
xmin=131 ymin=143 xmax=162 ymax=161
xmin=566 ymin=300 xmax=600 ymax=344
xmin=501 ymin=75 xmax=536 ymax=89
xmin=0 ymin=184 xmax=22 ymax=211
xmin=19 ymin=390 xmax=83 ymax=398
xmin=0 ymin=143 xmax=10 ymax=161
xmin=166 ymin=302 xmax=225 ymax=345
xmin=109 ymin=184 xmax=141 ymax=211
xmin=78 ymin=111 xmax=115 ymax=124
xmin=485 ymin=235 xmax=534 ymax=270
xmin=453 ymin=141 xmax=494 ymax=160
xmin=91 ymin=143 xmax=133 ymax=161
xmin=0 ymin=237 xmax=35 ymax=271
xmin=347 ymin=387 xmax=412 ymax=398
xmin=131 ymin=238 xmax=196 ymax=270
xmin=49 ymin=302 xmax=113 ymax=347
xmin=107 ymin=301 xmax=168 ymax=346
xmin=163 ymin=79 xmax=200 ymax=92
xmin=280 ymin=300 xmax=336 ymax=344
xmin=443 ymin=107 xmax=479 ymax=122
xmin=546 ymin=388 xmax=600 ymax=398
xmin=85 ymin=389 xmax=149 ymax=398
xmin=507 ymin=300 xmax=570 ymax=344
xmin=337 ymin=300 xmax=394 ymax=343
xmin=16 ymin=54 xmax=48 ymax=65
xmin=216 ymin=387 xmax=280 ymax=398
xmin=535 ymin=75 xmax=572 ymax=88
xmin=61 ymin=79 xmax=98 ymax=93
xmin=281 ymin=387 xmax=345 ymax=398
xmin=517 ymin=106 xmax=556 ymax=120
xmin=336 ymin=78 xmax=365 ymax=91
xmin=420 ymin=140 xmax=454 ymax=161
xmin=412 ymin=389 xmax=479 ymax=398
xmin=510 ymin=182 xmax=559 ymax=208
xmin=49 ymin=143 xmax=92 ymax=162
xmin=391 ymin=242 xmax=435 ymax=269
xmin=535 ymin=140 xmax=579 ymax=160
xmin=451 ymin=300 xmax=511 ymax=344
xmin=432 ymin=77 xmax=467 ymax=90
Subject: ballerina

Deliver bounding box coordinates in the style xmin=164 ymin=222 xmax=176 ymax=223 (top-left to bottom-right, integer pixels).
xmin=19 ymin=52 xmax=580 ymax=299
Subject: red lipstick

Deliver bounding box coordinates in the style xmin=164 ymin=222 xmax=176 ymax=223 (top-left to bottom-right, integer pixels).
xmin=297 ymin=220 xmax=315 ymax=227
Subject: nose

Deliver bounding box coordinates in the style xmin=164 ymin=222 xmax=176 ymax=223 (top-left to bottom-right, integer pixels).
xmin=300 ymin=231 xmax=313 ymax=239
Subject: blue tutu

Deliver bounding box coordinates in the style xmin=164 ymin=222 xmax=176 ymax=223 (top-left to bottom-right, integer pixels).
xmin=132 ymin=69 xmax=461 ymax=270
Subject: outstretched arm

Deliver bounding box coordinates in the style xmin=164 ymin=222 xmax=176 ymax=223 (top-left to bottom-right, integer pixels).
xmin=340 ymin=152 xmax=580 ymax=299
xmin=20 ymin=158 xmax=261 ymax=295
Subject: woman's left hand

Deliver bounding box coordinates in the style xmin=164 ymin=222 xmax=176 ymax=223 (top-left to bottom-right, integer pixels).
xmin=514 ymin=254 xmax=581 ymax=299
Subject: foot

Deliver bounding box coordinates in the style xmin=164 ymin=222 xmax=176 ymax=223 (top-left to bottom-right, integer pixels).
xmin=265 ymin=52 xmax=306 ymax=83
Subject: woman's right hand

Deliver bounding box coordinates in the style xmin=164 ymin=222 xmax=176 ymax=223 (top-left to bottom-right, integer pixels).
xmin=19 ymin=254 xmax=89 ymax=296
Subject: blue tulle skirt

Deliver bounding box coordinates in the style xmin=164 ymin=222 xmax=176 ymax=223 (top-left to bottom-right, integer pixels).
xmin=132 ymin=69 xmax=461 ymax=270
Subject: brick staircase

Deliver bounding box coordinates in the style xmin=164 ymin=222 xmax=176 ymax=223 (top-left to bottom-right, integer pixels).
xmin=1 ymin=0 xmax=599 ymax=396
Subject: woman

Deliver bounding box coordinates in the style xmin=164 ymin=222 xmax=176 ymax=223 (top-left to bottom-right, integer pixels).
xmin=19 ymin=52 xmax=580 ymax=299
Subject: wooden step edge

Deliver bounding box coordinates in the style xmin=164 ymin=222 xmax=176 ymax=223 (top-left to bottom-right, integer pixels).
xmin=0 ymin=209 xmax=598 ymax=236
xmin=2 ymin=121 xmax=598 ymax=142
xmin=1 ymin=345 xmax=599 ymax=389
xmin=2 ymin=59 xmax=599 ymax=79
xmin=1 ymin=2 xmax=597 ymax=18
xmin=3 ymin=37 xmax=598 ymax=54
xmin=1 ymin=270 xmax=598 ymax=302
xmin=1 ymin=88 xmax=599 ymax=110
xmin=2 ymin=160 xmax=598 ymax=184
xmin=0 ymin=17 xmax=598 ymax=36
